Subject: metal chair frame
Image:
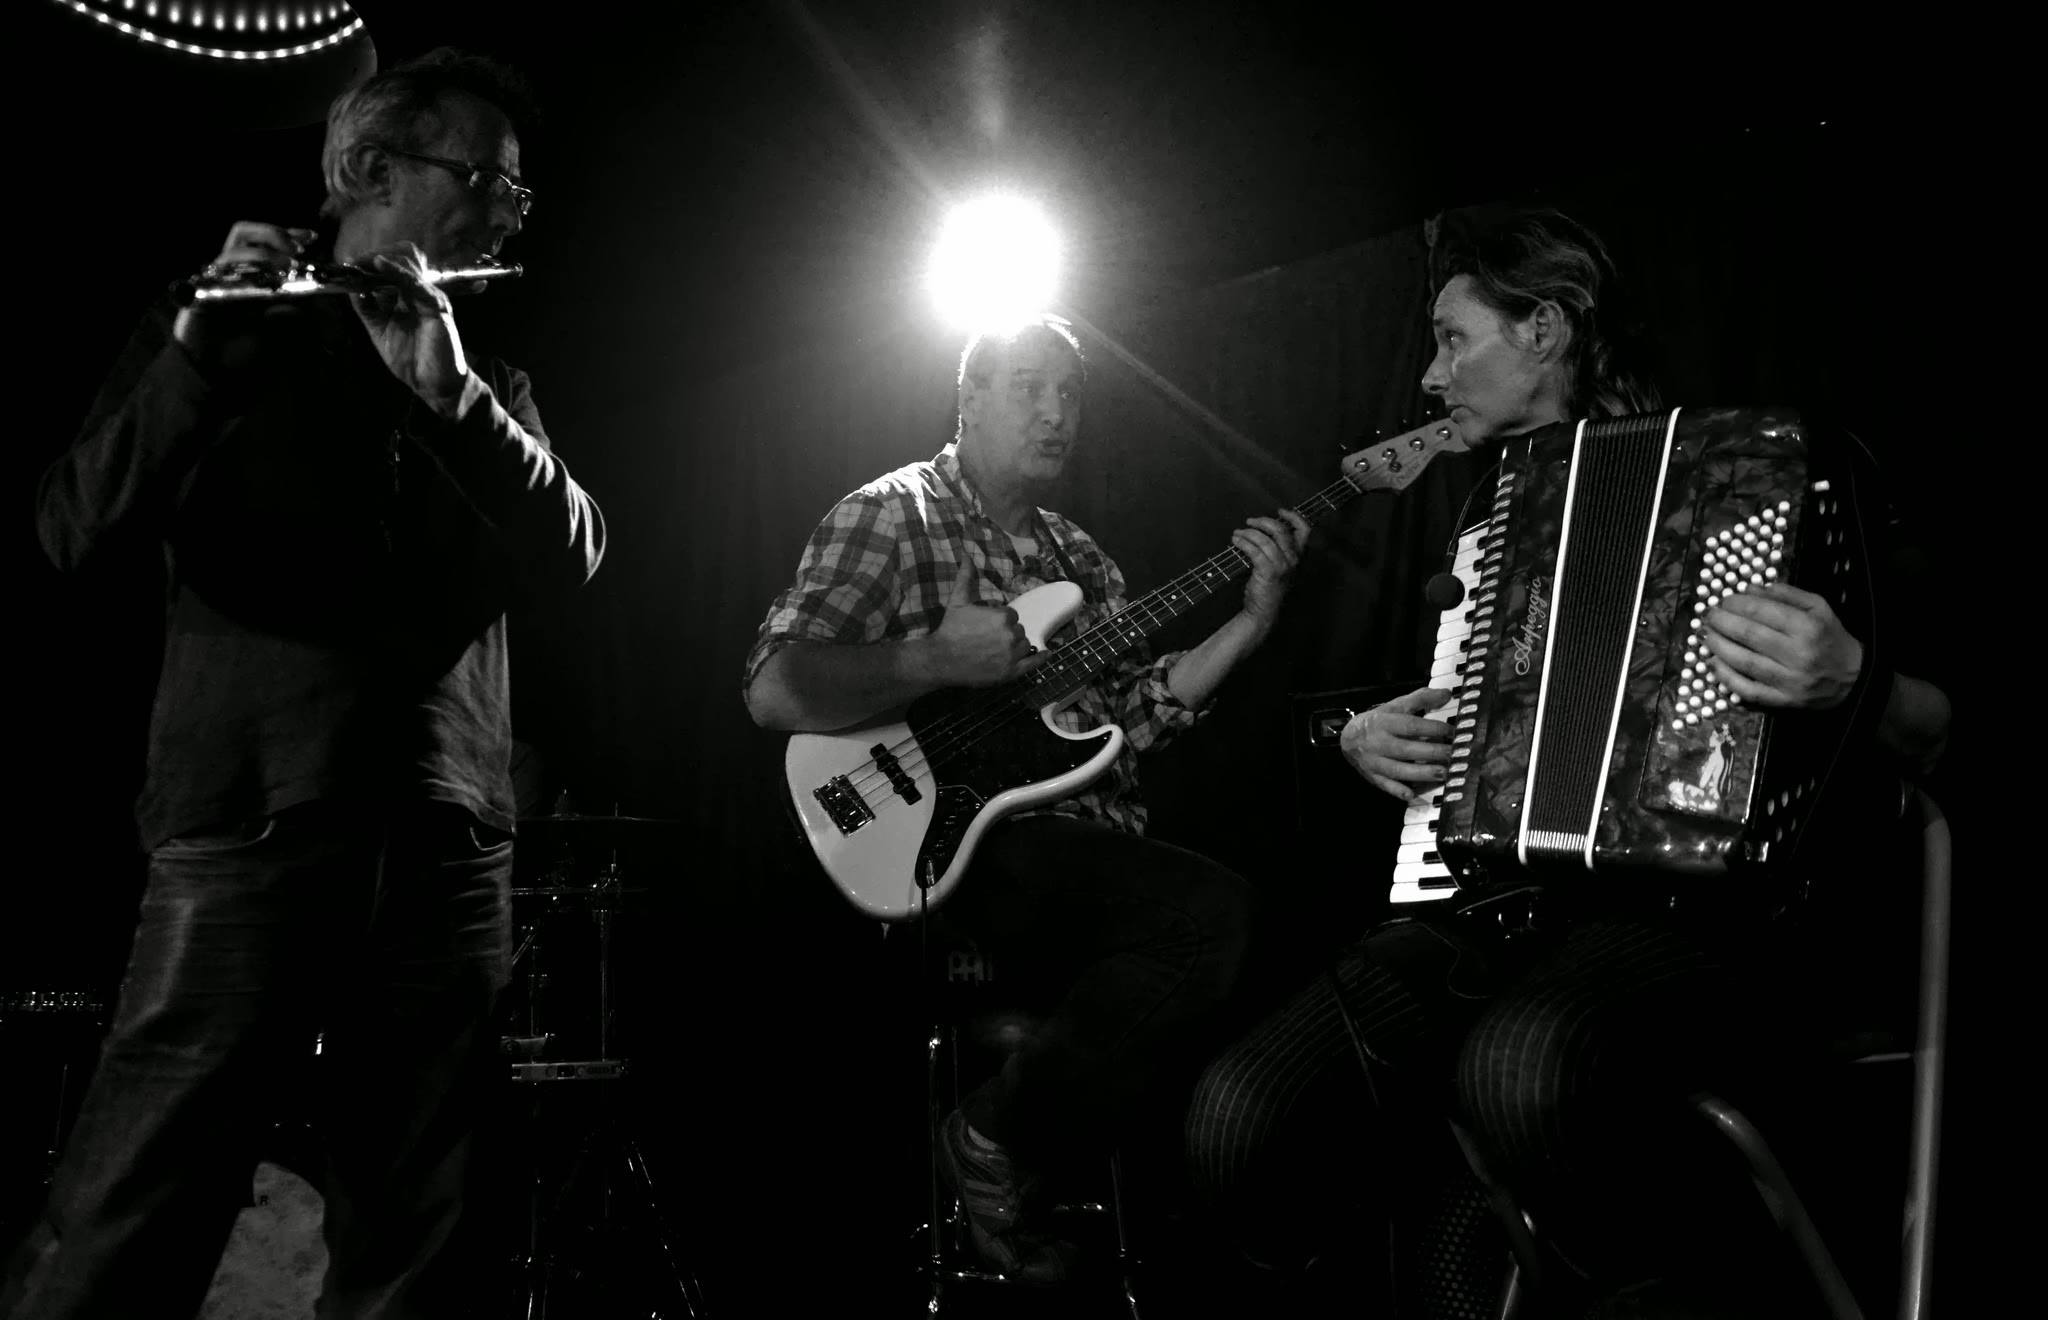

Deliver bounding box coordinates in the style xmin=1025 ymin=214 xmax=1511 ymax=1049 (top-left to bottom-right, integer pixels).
xmin=910 ymin=912 xmax=1143 ymax=1317
xmin=1485 ymin=790 xmax=1950 ymax=1320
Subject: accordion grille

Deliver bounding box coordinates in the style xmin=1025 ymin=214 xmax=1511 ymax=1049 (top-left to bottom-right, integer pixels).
xmin=1521 ymin=413 xmax=1675 ymax=862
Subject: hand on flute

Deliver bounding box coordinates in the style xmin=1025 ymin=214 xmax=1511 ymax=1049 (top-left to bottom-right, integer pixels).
xmin=173 ymin=220 xmax=318 ymax=362
xmin=347 ymin=243 xmax=478 ymax=419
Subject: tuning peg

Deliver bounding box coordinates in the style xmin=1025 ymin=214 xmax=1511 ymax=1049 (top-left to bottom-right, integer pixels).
xmin=1347 ymin=418 xmax=1416 ymax=452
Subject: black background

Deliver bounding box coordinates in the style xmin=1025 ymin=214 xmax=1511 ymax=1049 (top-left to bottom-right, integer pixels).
xmin=1 ymin=3 xmax=1993 ymax=1314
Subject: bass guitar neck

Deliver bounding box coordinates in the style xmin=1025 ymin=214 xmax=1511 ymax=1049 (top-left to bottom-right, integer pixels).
xmin=788 ymin=416 xmax=1469 ymax=920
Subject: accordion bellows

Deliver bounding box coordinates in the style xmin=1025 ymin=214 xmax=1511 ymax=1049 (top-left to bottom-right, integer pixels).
xmin=1427 ymin=405 xmax=1885 ymax=893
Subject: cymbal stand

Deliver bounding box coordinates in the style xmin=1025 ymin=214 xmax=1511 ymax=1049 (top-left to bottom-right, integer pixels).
xmin=595 ymin=854 xmax=616 ymax=1060
xmin=506 ymin=825 xmax=707 ymax=1319
xmin=506 ymin=898 xmax=554 ymax=1062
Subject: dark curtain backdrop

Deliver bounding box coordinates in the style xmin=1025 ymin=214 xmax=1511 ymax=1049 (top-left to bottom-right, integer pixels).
xmin=3 ymin=25 xmax=1980 ymax=1305
xmin=522 ymin=220 xmax=1463 ymax=892
xmin=514 ymin=144 xmax=1967 ymax=923
xmin=486 ymin=138 xmax=1974 ymax=1301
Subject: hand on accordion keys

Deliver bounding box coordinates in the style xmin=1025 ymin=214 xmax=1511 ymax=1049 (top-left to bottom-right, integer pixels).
xmin=1700 ymin=582 xmax=1865 ymax=711
xmin=1339 ymin=685 xmax=1457 ymax=803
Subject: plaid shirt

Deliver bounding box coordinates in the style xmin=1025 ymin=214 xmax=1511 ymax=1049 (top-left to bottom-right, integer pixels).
xmin=745 ymin=446 xmax=1204 ymax=835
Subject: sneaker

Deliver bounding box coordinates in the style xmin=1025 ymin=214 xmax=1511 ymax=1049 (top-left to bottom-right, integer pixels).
xmin=937 ymin=1109 xmax=1077 ymax=1285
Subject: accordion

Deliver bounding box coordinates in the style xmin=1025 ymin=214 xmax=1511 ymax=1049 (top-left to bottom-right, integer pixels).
xmin=1401 ymin=405 xmax=1890 ymax=901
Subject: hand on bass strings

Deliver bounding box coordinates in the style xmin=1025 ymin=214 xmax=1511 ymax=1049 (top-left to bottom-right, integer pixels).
xmin=1701 ymin=582 xmax=1863 ymax=711
xmin=1234 ymin=507 xmax=1313 ymax=633
xmin=347 ymin=242 xmax=477 ymax=418
xmin=1341 ymin=684 xmax=1456 ymax=803
xmin=173 ymin=220 xmax=318 ymax=360
xmin=922 ymin=558 xmax=1042 ymax=688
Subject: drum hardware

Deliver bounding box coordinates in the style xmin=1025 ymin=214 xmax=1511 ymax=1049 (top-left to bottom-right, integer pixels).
xmin=503 ymin=1034 xmax=556 ymax=1061
xmin=504 ymin=802 xmax=705 ymax=1318
xmin=510 ymin=1059 xmax=630 ymax=1083
xmin=0 ymin=989 xmax=110 ymax=1222
xmin=521 ymin=810 xmax=683 ymax=826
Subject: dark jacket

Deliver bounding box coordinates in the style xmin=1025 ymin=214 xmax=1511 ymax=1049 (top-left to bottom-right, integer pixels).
xmin=38 ymin=293 xmax=605 ymax=846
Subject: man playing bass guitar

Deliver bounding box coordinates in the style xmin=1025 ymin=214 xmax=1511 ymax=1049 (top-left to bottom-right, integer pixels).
xmin=743 ymin=314 xmax=1306 ymax=1283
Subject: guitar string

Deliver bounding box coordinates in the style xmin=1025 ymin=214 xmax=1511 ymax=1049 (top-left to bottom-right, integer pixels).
xmin=842 ymin=474 xmax=1365 ymax=801
xmin=839 ymin=542 xmax=1256 ymax=802
xmin=839 ymin=473 xmax=1372 ymax=808
xmin=844 ymin=472 xmax=1367 ymax=800
xmin=857 ymin=544 xmax=1257 ymax=797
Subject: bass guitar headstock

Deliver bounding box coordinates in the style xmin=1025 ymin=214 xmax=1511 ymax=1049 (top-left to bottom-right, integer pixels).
xmin=1340 ymin=416 xmax=1470 ymax=494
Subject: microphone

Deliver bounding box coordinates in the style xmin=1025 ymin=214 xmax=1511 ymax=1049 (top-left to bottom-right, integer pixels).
xmin=1423 ymin=572 xmax=1467 ymax=611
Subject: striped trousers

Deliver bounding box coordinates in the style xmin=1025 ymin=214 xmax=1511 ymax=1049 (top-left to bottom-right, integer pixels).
xmin=1185 ymin=887 xmax=1793 ymax=1291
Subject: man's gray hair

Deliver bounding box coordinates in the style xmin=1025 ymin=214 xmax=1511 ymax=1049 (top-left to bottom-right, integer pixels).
xmin=956 ymin=314 xmax=1086 ymax=392
xmin=319 ymin=47 xmax=535 ymax=219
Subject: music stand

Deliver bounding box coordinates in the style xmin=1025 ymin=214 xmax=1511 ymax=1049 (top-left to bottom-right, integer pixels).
xmin=504 ymin=811 xmax=708 ymax=1319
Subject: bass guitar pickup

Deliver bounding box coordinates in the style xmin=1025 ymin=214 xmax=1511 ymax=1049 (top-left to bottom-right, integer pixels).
xmin=872 ymin=742 xmax=922 ymax=804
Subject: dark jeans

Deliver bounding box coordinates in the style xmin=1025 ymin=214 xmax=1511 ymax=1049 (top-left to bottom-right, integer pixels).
xmin=941 ymin=814 xmax=1258 ymax=1168
xmin=1 ymin=800 xmax=512 ymax=1320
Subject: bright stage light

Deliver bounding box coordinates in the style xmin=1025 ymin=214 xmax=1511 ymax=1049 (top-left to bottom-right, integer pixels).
xmin=926 ymin=194 xmax=1060 ymax=334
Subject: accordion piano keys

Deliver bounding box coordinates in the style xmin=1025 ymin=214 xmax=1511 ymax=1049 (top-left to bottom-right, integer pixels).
xmin=1389 ymin=525 xmax=1489 ymax=905
xmin=1391 ymin=405 xmax=1884 ymax=901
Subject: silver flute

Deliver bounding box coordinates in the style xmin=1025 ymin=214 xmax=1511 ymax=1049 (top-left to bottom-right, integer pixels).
xmin=177 ymin=257 xmax=523 ymax=305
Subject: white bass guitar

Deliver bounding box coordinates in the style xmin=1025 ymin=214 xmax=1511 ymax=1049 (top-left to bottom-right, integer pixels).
xmin=786 ymin=417 xmax=1469 ymax=920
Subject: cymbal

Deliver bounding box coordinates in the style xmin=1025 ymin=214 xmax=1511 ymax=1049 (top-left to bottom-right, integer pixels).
xmin=511 ymin=884 xmax=648 ymax=899
xmin=518 ymin=811 xmax=680 ymax=826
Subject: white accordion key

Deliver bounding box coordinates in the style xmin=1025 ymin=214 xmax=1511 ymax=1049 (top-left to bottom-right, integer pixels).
xmin=1390 ymin=860 xmax=1456 ymax=902
xmin=1388 ymin=524 xmax=1486 ymax=906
